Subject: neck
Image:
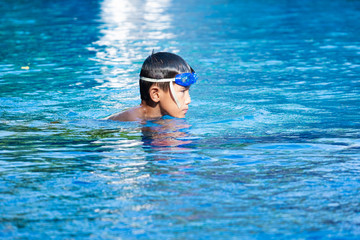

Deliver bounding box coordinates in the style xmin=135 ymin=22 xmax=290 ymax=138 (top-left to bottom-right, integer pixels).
xmin=140 ymin=101 xmax=163 ymax=120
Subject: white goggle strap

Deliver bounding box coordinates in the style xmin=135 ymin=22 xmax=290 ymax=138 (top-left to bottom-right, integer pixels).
xmin=140 ymin=76 xmax=175 ymax=82
xmin=140 ymin=76 xmax=181 ymax=109
xmin=169 ymin=81 xmax=181 ymax=108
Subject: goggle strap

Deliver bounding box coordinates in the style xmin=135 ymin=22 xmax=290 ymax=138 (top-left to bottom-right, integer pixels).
xmin=169 ymin=81 xmax=181 ymax=109
xmin=140 ymin=76 xmax=175 ymax=83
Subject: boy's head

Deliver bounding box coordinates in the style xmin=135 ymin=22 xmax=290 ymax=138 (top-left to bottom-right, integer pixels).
xmin=139 ymin=52 xmax=197 ymax=117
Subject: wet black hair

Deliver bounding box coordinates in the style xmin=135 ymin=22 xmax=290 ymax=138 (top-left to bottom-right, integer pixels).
xmin=139 ymin=52 xmax=195 ymax=104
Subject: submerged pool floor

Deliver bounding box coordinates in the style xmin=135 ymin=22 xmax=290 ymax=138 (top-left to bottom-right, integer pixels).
xmin=1 ymin=0 xmax=360 ymax=239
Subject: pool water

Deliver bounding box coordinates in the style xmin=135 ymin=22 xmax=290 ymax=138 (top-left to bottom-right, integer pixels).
xmin=1 ymin=0 xmax=360 ymax=239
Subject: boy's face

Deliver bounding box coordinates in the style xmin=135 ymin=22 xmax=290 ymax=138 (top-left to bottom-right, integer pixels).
xmin=159 ymin=83 xmax=191 ymax=118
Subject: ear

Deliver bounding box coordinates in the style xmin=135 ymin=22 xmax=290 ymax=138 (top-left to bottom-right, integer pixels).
xmin=149 ymin=85 xmax=161 ymax=103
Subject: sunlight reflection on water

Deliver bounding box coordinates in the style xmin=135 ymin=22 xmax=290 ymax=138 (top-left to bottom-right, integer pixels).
xmin=88 ymin=0 xmax=180 ymax=112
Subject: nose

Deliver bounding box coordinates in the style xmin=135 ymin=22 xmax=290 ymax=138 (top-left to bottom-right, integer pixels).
xmin=185 ymin=91 xmax=191 ymax=105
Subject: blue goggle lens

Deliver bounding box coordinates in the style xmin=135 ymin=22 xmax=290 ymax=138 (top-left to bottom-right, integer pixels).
xmin=174 ymin=73 xmax=198 ymax=87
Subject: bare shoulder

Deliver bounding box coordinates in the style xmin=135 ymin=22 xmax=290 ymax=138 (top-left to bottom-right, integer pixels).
xmin=105 ymin=106 xmax=143 ymax=122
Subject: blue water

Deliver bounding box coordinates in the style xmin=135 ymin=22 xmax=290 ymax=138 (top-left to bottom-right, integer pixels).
xmin=1 ymin=0 xmax=360 ymax=239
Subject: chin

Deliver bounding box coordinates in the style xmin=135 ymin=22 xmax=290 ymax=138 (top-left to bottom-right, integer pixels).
xmin=173 ymin=113 xmax=186 ymax=119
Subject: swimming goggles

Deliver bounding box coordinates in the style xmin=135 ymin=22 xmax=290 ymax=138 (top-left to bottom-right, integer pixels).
xmin=140 ymin=72 xmax=197 ymax=108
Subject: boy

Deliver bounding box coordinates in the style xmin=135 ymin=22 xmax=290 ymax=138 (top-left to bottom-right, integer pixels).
xmin=106 ymin=52 xmax=197 ymax=122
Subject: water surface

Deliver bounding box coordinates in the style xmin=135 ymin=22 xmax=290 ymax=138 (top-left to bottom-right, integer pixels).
xmin=1 ymin=0 xmax=360 ymax=239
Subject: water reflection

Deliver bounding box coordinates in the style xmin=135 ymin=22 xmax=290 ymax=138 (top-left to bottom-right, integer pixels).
xmin=90 ymin=118 xmax=193 ymax=163
xmin=92 ymin=118 xmax=194 ymax=164
xmin=142 ymin=118 xmax=192 ymax=149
